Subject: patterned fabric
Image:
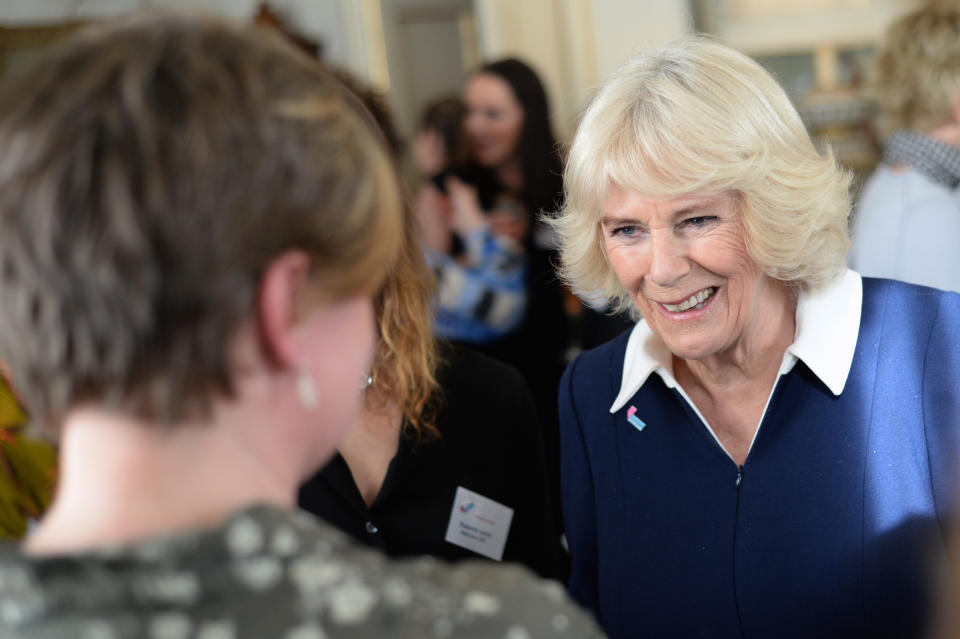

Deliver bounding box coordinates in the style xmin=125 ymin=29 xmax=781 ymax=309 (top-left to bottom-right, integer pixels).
xmin=430 ymin=225 xmax=527 ymax=344
xmin=883 ymin=129 xmax=960 ymax=188
xmin=0 ymin=504 xmax=604 ymax=638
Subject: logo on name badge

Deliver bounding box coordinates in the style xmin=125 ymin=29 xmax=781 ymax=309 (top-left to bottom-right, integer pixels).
xmin=627 ymin=405 xmax=646 ymax=431
xmin=444 ymin=486 xmax=514 ymax=561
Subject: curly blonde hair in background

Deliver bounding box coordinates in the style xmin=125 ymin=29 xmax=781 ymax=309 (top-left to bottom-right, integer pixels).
xmin=872 ymin=1 xmax=960 ymax=138
xmin=368 ymin=201 xmax=441 ymax=440
xmin=550 ymin=37 xmax=852 ymax=319
xmin=323 ymin=67 xmax=442 ymax=440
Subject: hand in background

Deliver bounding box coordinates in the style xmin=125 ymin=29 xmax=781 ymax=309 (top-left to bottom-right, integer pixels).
xmin=415 ymin=184 xmax=453 ymax=255
xmin=446 ymin=177 xmax=487 ymax=237
xmin=488 ymin=199 xmax=530 ymax=245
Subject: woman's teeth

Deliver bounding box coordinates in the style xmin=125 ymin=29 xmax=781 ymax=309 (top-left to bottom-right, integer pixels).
xmin=662 ymin=287 xmax=715 ymax=312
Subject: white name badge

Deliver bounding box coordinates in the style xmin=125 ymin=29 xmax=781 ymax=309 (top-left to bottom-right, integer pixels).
xmin=444 ymin=486 xmax=514 ymax=561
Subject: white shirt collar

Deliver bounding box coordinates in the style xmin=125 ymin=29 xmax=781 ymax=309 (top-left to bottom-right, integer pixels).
xmin=609 ymin=269 xmax=863 ymax=413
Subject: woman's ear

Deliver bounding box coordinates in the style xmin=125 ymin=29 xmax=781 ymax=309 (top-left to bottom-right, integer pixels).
xmin=256 ymin=250 xmax=312 ymax=368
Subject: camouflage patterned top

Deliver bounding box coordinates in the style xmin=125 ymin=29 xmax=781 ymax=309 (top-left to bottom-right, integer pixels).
xmin=0 ymin=504 xmax=605 ymax=638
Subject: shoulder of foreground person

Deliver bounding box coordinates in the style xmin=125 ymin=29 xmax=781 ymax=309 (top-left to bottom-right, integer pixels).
xmin=224 ymin=506 xmax=609 ymax=637
xmin=0 ymin=505 xmax=605 ymax=638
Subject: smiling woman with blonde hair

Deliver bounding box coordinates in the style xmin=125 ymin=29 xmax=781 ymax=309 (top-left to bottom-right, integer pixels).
xmin=553 ymin=36 xmax=960 ymax=639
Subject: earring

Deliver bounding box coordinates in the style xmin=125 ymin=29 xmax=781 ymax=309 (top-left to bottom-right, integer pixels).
xmin=297 ymin=367 xmax=319 ymax=410
xmin=360 ymin=370 xmax=374 ymax=391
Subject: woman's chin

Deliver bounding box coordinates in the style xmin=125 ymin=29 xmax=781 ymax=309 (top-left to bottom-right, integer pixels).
xmin=664 ymin=340 xmax=718 ymax=364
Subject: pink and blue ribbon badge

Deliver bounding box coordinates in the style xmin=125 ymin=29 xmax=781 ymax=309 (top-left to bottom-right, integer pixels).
xmin=626 ymin=406 xmax=646 ymax=432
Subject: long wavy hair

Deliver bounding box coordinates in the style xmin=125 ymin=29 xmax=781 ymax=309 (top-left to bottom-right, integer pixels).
xmin=368 ymin=200 xmax=442 ymax=440
xmin=317 ymin=66 xmax=442 ymax=440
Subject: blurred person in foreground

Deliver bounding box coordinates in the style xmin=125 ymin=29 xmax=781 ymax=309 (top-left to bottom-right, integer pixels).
xmin=850 ymin=2 xmax=960 ymax=292
xmin=552 ymin=36 xmax=960 ymax=638
xmin=0 ymin=11 xmax=602 ymax=638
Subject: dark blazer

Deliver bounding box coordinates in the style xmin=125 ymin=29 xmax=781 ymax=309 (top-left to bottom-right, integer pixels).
xmin=560 ymin=278 xmax=960 ymax=638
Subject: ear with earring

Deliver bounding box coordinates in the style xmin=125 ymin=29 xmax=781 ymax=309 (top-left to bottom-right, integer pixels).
xmin=297 ymin=366 xmax=371 ymax=411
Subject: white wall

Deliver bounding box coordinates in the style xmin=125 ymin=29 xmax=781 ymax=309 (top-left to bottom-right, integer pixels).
xmin=591 ymin=0 xmax=691 ymax=82
xmin=473 ymin=0 xmax=692 ymax=141
xmin=379 ymin=0 xmax=472 ymax=139
xmin=714 ymin=0 xmax=917 ymax=55
xmin=473 ymin=0 xmax=572 ymax=136
xmin=0 ymin=0 xmax=378 ymax=81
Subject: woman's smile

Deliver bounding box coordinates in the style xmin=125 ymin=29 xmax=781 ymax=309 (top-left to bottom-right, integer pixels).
xmin=656 ymin=286 xmax=717 ymax=314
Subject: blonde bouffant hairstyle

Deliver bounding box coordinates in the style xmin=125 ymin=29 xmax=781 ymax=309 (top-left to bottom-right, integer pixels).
xmin=872 ymin=2 xmax=960 ymax=137
xmin=551 ymin=37 xmax=852 ymax=318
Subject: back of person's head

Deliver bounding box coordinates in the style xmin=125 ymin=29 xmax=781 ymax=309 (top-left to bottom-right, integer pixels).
xmin=286 ymin=66 xmax=441 ymax=442
xmin=478 ymin=58 xmax=563 ymax=216
xmin=873 ymin=2 xmax=960 ymax=137
xmin=0 ymin=9 xmax=401 ymax=435
xmin=555 ymin=36 xmax=851 ymax=316
xmin=327 ymin=67 xmax=404 ymax=159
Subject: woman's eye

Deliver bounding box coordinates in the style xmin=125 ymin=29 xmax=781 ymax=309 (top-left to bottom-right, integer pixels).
xmin=681 ymin=216 xmax=717 ymax=229
xmin=611 ymin=225 xmax=638 ymax=238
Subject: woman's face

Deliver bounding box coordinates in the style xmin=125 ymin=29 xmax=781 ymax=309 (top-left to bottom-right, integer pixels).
xmin=464 ymin=73 xmax=525 ymax=169
xmin=600 ymin=186 xmax=780 ymax=362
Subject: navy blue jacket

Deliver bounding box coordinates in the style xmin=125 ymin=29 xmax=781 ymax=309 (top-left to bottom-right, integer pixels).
xmin=560 ymin=278 xmax=960 ymax=638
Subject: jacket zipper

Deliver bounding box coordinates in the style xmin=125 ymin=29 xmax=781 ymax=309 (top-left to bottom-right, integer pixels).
xmin=732 ymin=464 xmax=747 ymax=638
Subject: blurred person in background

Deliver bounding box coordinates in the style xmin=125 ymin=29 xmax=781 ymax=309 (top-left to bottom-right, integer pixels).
xmin=460 ymin=60 xmax=568 ymax=418
xmin=413 ymin=96 xmax=529 ymax=348
xmin=415 ymin=60 xmax=568 ymax=519
xmin=413 ymin=96 xmax=471 ymax=188
xmin=553 ymin=36 xmax=960 ymax=638
xmin=0 ymin=11 xmax=603 ymax=637
xmin=850 ymin=2 xmax=960 ymax=292
xmin=0 ymin=363 xmax=55 ymax=539
xmin=300 ymin=93 xmax=564 ymax=581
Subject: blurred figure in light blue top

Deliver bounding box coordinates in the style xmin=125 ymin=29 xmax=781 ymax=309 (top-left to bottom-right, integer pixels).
xmin=850 ymin=3 xmax=960 ymax=292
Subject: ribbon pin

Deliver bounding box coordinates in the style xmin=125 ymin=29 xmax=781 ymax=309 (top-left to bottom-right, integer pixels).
xmin=626 ymin=406 xmax=646 ymax=432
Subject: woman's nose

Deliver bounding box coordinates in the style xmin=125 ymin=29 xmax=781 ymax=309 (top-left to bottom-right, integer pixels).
xmin=647 ymin=233 xmax=690 ymax=288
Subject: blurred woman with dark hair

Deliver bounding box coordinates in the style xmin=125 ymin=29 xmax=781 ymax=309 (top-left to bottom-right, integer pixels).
xmin=417 ymin=60 xmax=569 ymax=511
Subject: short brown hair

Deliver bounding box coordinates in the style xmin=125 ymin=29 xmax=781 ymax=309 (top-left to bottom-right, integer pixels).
xmin=873 ymin=2 xmax=960 ymax=136
xmin=0 ymin=10 xmax=401 ymax=433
